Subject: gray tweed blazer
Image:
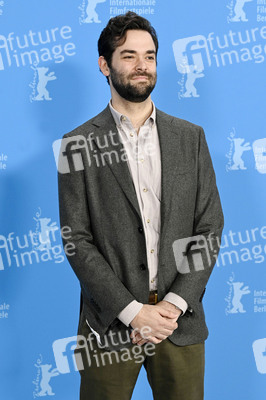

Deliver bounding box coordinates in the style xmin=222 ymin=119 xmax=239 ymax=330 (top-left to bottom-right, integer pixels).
xmin=58 ymin=105 xmax=224 ymax=351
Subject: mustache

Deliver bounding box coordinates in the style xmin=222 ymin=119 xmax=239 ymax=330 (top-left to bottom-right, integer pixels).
xmin=129 ymin=72 xmax=154 ymax=79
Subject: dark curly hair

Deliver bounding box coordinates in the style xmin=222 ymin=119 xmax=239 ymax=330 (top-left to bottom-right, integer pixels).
xmin=98 ymin=11 xmax=159 ymax=84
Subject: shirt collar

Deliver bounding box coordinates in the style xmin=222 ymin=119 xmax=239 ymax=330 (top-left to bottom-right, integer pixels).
xmin=108 ymin=99 xmax=156 ymax=128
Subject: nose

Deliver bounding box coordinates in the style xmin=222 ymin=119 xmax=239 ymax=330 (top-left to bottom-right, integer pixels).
xmin=135 ymin=57 xmax=148 ymax=72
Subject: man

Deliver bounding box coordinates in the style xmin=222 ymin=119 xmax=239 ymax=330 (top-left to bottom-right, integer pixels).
xmin=58 ymin=11 xmax=224 ymax=400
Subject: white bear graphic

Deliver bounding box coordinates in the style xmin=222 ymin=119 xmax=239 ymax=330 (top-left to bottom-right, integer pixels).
xmin=228 ymin=282 xmax=250 ymax=313
xmin=34 ymin=67 xmax=57 ymax=101
xmin=182 ymin=65 xmax=204 ymax=98
xmin=230 ymin=138 xmax=251 ymax=170
xmin=35 ymin=364 xmax=59 ymax=397
xmin=84 ymin=0 xmax=106 ymax=23
xmin=231 ymin=0 xmax=253 ymax=22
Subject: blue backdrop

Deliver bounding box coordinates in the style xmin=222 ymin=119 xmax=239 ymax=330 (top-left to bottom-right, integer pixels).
xmin=1 ymin=1 xmax=265 ymax=399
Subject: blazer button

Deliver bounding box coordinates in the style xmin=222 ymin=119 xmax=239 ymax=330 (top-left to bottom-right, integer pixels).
xmin=139 ymin=263 xmax=146 ymax=270
xmin=138 ymin=226 xmax=144 ymax=233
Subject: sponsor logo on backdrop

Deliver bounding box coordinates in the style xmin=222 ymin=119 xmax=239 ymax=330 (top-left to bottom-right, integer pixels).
xmin=33 ymin=354 xmax=59 ymax=398
xmin=253 ymin=338 xmax=266 ymax=373
xmin=225 ymin=272 xmax=266 ymax=315
xmin=0 ymin=26 xmax=76 ymax=71
xmin=173 ymin=25 xmax=266 ymax=98
xmin=0 ymin=152 xmax=7 ymax=170
xmin=225 ymin=272 xmax=250 ymax=314
xmin=79 ymin=0 xmax=107 ymax=24
xmin=29 ymin=62 xmax=57 ymax=102
xmin=227 ymin=0 xmax=253 ymax=23
xmin=227 ymin=0 xmax=266 ymax=23
xmin=0 ymin=301 xmax=10 ymax=319
xmin=257 ymin=0 xmax=266 ymax=22
xmin=109 ymin=0 xmax=156 ymax=17
xmin=0 ymin=208 xmax=75 ymax=271
xmin=226 ymin=127 xmax=266 ymax=173
xmin=0 ymin=1 xmax=4 ymax=16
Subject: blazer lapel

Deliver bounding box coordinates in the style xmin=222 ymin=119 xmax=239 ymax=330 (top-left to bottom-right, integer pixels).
xmin=90 ymin=105 xmax=142 ymax=221
xmin=90 ymin=105 xmax=182 ymax=246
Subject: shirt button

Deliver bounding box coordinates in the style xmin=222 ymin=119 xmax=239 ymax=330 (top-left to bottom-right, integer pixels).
xmin=121 ymin=116 xmax=126 ymax=121
xmin=151 ymin=249 xmax=154 ymax=253
xmin=140 ymin=158 xmax=144 ymax=162
xmin=151 ymin=278 xmax=155 ymax=283
xmin=130 ymin=132 xmax=134 ymax=137
xmin=143 ymin=188 xmax=148 ymax=192
xmin=147 ymin=219 xmax=150 ymax=223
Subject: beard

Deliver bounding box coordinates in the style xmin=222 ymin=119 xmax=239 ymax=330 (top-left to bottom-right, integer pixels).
xmin=109 ymin=65 xmax=157 ymax=103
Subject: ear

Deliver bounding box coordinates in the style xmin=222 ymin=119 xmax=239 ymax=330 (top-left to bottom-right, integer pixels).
xmin=98 ymin=56 xmax=110 ymax=78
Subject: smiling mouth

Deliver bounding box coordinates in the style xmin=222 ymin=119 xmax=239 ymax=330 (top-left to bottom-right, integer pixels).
xmin=132 ymin=76 xmax=149 ymax=80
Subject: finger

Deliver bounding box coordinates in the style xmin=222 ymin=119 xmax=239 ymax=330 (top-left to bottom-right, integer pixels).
xmin=160 ymin=318 xmax=178 ymax=330
xmin=136 ymin=339 xmax=148 ymax=346
xmin=148 ymin=337 xmax=163 ymax=344
xmin=157 ymin=307 xmax=180 ymax=319
xmin=132 ymin=334 xmax=142 ymax=343
xmin=130 ymin=329 xmax=139 ymax=340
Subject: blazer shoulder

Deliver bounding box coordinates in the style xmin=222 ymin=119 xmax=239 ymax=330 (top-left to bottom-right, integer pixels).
xmin=156 ymin=108 xmax=203 ymax=136
xmin=62 ymin=106 xmax=109 ymax=139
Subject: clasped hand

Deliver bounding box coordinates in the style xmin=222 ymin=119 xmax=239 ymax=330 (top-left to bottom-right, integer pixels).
xmin=130 ymin=300 xmax=181 ymax=346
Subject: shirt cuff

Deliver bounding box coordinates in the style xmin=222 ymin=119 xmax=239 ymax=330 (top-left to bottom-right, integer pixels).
xmin=117 ymin=300 xmax=143 ymax=327
xmin=163 ymin=292 xmax=188 ymax=316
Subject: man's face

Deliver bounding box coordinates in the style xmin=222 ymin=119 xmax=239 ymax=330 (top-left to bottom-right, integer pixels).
xmin=108 ymin=30 xmax=157 ymax=103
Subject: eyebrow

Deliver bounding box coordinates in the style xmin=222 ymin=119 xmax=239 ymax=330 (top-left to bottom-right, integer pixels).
xmin=120 ymin=50 xmax=156 ymax=55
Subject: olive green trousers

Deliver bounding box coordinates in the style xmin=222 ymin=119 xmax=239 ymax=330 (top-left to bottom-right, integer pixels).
xmin=75 ymin=319 xmax=205 ymax=400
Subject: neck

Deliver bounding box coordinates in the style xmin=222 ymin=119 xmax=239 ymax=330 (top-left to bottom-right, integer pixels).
xmin=111 ymin=94 xmax=153 ymax=132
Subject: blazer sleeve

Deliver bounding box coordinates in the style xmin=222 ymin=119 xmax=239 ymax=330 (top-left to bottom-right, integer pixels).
xmin=57 ymin=134 xmax=136 ymax=330
xmin=169 ymin=127 xmax=224 ymax=308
